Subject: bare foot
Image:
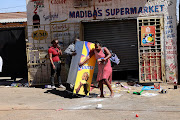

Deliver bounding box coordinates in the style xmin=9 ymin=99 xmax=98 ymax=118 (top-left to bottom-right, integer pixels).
xmin=110 ymin=92 xmax=114 ymax=98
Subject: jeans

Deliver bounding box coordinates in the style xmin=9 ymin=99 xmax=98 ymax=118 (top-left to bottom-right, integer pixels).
xmin=50 ymin=61 xmax=62 ymax=86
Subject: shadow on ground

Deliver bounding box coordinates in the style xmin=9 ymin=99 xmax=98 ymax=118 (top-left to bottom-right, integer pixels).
xmin=44 ymin=88 xmax=99 ymax=99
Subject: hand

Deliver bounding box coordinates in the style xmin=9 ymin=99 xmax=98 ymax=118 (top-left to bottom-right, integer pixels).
xmin=101 ymin=58 xmax=106 ymax=62
xmin=53 ymin=65 xmax=56 ymax=69
xmin=72 ymin=52 xmax=77 ymax=56
xmin=57 ymin=44 xmax=61 ymax=49
xmin=78 ymin=62 xmax=83 ymax=67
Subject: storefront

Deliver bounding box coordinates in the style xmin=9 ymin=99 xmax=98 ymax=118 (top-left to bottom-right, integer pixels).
xmin=26 ymin=0 xmax=178 ymax=85
xmin=0 ymin=12 xmax=27 ymax=80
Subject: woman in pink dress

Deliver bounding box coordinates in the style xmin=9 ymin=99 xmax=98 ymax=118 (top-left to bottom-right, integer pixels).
xmin=79 ymin=41 xmax=114 ymax=98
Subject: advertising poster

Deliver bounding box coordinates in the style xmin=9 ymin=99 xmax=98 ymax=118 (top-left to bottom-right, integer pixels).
xmin=141 ymin=26 xmax=155 ymax=46
xmin=73 ymin=41 xmax=96 ymax=96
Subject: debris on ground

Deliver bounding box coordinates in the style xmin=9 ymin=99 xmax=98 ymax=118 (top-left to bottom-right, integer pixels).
xmin=141 ymin=86 xmax=160 ymax=91
xmin=10 ymin=83 xmax=29 ymax=87
xmin=141 ymin=93 xmax=158 ymax=97
xmin=133 ymin=90 xmax=144 ymax=95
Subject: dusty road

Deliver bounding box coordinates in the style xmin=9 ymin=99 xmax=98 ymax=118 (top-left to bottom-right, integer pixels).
xmin=0 ymin=82 xmax=180 ymax=120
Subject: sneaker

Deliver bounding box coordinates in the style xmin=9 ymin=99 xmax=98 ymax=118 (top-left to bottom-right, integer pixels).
xmin=51 ymin=86 xmax=56 ymax=89
xmin=58 ymin=84 xmax=66 ymax=89
xmin=70 ymin=84 xmax=74 ymax=89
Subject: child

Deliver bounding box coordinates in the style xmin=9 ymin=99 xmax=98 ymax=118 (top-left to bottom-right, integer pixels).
xmin=76 ymin=72 xmax=90 ymax=95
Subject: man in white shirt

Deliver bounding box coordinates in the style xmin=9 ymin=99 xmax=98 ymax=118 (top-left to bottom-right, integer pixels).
xmin=64 ymin=38 xmax=80 ymax=91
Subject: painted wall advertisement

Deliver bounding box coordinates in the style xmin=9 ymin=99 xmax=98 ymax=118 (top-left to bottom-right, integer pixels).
xmin=26 ymin=0 xmax=178 ymax=84
xmin=141 ymin=26 xmax=155 ymax=46
xmin=73 ymin=42 xmax=96 ymax=96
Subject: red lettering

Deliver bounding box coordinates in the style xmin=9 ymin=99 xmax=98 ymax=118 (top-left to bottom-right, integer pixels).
xmin=166 ymin=51 xmax=177 ymax=54
xmin=99 ymin=0 xmax=112 ymax=3
xmin=166 ymin=46 xmax=177 ymax=50
xmin=166 ymin=55 xmax=175 ymax=59
xmin=51 ymin=0 xmax=66 ymax=4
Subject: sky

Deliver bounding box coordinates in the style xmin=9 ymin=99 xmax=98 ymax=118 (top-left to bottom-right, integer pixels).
xmin=0 ymin=0 xmax=26 ymax=13
xmin=177 ymin=0 xmax=179 ymax=22
xmin=0 ymin=0 xmax=179 ymax=22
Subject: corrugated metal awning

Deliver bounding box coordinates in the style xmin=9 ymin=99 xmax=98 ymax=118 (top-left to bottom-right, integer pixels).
xmin=0 ymin=18 xmax=27 ymax=23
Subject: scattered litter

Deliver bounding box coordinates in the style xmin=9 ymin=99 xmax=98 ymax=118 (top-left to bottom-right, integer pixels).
xmin=120 ymin=83 xmax=124 ymax=87
xmin=160 ymin=89 xmax=167 ymax=94
xmin=118 ymin=83 xmax=131 ymax=89
xmin=123 ymin=86 xmax=129 ymax=89
xmin=136 ymin=114 xmax=139 ymax=117
xmin=23 ymin=83 xmax=29 ymax=87
xmin=45 ymin=85 xmax=51 ymax=88
xmin=134 ymin=84 xmax=141 ymax=87
xmin=112 ymin=84 xmax=116 ymax=88
xmin=56 ymin=108 xmax=63 ymax=111
xmin=174 ymin=85 xmax=178 ymax=89
xmin=106 ymin=94 xmax=110 ymax=96
xmin=11 ymin=83 xmax=17 ymax=87
xmin=11 ymin=83 xmax=23 ymax=87
xmin=10 ymin=83 xmax=29 ymax=87
xmin=141 ymin=93 xmax=158 ymax=97
xmin=114 ymin=90 xmax=121 ymax=93
xmin=154 ymin=83 xmax=160 ymax=89
xmin=86 ymin=99 xmax=104 ymax=103
xmin=72 ymin=105 xmax=92 ymax=110
xmin=133 ymin=90 xmax=143 ymax=95
xmin=96 ymin=104 xmax=102 ymax=109
xmin=127 ymin=91 xmax=130 ymax=93
xmin=115 ymin=82 xmax=121 ymax=87
xmin=141 ymin=86 xmax=160 ymax=91
xmin=114 ymin=94 xmax=122 ymax=98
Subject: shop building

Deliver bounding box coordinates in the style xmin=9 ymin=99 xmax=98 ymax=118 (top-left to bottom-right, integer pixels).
xmin=26 ymin=0 xmax=178 ymax=85
xmin=0 ymin=12 xmax=27 ymax=80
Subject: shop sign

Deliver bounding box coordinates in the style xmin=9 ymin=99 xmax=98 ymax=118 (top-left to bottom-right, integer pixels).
xmin=141 ymin=26 xmax=155 ymax=46
xmin=32 ymin=30 xmax=48 ymax=40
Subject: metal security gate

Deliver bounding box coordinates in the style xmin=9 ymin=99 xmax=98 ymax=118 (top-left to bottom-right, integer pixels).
xmin=137 ymin=16 xmax=165 ymax=83
xmin=83 ymin=20 xmax=138 ymax=80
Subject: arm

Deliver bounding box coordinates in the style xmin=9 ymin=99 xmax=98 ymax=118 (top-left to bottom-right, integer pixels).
xmin=57 ymin=45 xmax=62 ymax=55
xmin=76 ymin=82 xmax=83 ymax=94
xmin=49 ymin=52 xmax=55 ymax=69
xmin=103 ymin=47 xmax=112 ymax=61
xmin=64 ymin=44 xmax=76 ymax=56
xmin=58 ymin=49 xmax=62 ymax=56
xmin=79 ymin=49 xmax=95 ymax=66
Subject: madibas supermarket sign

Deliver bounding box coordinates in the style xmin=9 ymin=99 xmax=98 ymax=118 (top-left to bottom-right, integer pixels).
xmin=69 ymin=5 xmax=164 ymax=18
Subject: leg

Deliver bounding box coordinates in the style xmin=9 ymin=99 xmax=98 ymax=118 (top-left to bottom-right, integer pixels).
xmin=99 ymin=80 xmax=104 ymax=97
xmin=83 ymin=84 xmax=88 ymax=95
xmin=50 ymin=63 xmax=56 ymax=87
xmin=57 ymin=62 xmax=66 ymax=89
xmin=104 ymin=79 xmax=114 ymax=97
xmin=56 ymin=62 xmax=62 ymax=86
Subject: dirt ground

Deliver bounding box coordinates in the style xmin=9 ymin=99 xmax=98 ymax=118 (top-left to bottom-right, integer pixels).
xmin=0 ymin=80 xmax=180 ymax=120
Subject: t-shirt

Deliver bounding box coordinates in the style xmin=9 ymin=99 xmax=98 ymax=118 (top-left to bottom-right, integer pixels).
xmin=48 ymin=47 xmax=60 ymax=62
xmin=64 ymin=43 xmax=75 ymax=65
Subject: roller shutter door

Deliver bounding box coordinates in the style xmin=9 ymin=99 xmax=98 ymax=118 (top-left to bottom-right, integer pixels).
xmin=83 ymin=20 xmax=138 ymax=72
